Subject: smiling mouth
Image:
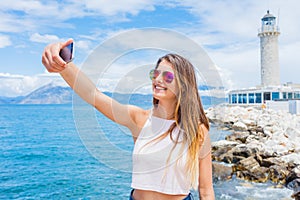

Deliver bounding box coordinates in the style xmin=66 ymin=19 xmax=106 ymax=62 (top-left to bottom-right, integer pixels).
xmin=154 ymin=84 xmax=167 ymax=91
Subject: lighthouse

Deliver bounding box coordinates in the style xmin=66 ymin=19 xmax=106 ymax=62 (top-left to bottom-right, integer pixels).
xmin=258 ymin=10 xmax=280 ymax=87
xmin=228 ymin=10 xmax=300 ymax=109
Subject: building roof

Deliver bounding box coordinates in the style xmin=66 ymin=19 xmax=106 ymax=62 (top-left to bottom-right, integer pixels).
xmin=262 ymin=10 xmax=275 ymax=20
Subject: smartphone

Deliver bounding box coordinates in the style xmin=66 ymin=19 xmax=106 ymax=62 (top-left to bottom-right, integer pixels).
xmin=59 ymin=42 xmax=74 ymax=63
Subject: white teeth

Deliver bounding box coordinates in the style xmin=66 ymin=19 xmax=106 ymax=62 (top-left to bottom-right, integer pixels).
xmin=155 ymin=85 xmax=166 ymax=90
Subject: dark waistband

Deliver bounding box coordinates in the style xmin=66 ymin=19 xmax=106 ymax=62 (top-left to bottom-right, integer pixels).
xmin=129 ymin=190 xmax=193 ymax=200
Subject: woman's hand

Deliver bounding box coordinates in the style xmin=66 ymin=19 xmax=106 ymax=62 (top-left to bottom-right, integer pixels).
xmin=41 ymin=39 xmax=73 ymax=73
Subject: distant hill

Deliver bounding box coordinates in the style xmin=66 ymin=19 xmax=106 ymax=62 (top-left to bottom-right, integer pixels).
xmin=1 ymin=83 xmax=73 ymax=104
xmin=0 ymin=96 xmax=24 ymax=104
xmin=0 ymin=83 xmax=227 ymax=106
xmin=18 ymin=83 xmax=73 ymax=104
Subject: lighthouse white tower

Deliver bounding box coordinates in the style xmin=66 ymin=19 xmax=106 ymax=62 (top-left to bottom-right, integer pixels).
xmin=258 ymin=10 xmax=280 ymax=87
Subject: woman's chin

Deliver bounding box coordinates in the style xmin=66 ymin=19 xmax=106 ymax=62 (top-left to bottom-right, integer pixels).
xmin=152 ymin=87 xmax=177 ymax=101
xmin=152 ymin=90 xmax=166 ymax=98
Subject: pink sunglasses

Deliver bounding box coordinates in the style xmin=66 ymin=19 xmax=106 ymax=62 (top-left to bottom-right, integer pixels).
xmin=149 ymin=69 xmax=175 ymax=84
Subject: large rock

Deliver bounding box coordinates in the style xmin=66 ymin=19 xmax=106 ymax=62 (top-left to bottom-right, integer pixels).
xmin=211 ymin=140 xmax=239 ymax=163
xmin=234 ymin=156 xmax=269 ymax=182
xmin=234 ymin=156 xmax=260 ymax=171
xmin=279 ymin=153 xmax=300 ymax=166
xmin=286 ymin=165 xmax=300 ymax=199
xmin=212 ymin=162 xmax=233 ymax=181
xmin=231 ymin=144 xmax=259 ymax=158
xmin=256 ymin=156 xmax=283 ymax=168
xmin=225 ymin=131 xmax=249 ymax=143
xmin=268 ymin=165 xmax=290 ymax=184
xmin=232 ymin=121 xmax=248 ymax=131
xmin=211 ymin=140 xmax=239 ymax=151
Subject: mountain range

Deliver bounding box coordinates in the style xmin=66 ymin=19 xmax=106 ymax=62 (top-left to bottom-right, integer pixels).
xmin=0 ymin=83 xmax=226 ymax=105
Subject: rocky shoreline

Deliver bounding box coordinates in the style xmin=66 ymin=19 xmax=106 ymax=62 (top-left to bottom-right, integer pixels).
xmin=207 ymin=104 xmax=300 ymax=199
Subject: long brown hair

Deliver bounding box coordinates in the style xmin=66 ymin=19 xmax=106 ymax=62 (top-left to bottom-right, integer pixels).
xmin=153 ymin=53 xmax=210 ymax=188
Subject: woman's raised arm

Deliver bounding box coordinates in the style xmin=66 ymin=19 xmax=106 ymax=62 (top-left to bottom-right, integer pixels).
xmin=41 ymin=39 xmax=144 ymax=131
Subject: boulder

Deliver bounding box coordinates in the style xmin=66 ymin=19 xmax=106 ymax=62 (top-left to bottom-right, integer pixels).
xmin=232 ymin=121 xmax=248 ymax=131
xmin=225 ymin=131 xmax=249 ymax=143
xmin=279 ymin=153 xmax=300 ymax=166
xmin=234 ymin=156 xmax=259 ymax=172
xmin=256 ymin=156 xmax=283 ymax=168
xmin=211 ymin=140 xmax=239 ymax=163
xmin=268 ymin=165 xmax=290 ymax=184
xmin=231 ymin=144 xmax=259 ymax=158
xmin=211 ymin=140 xmax=239 ymax=151
xmin=212 ymin=162 xmax=233 ymax=181
xmin=286 ymin=165 xmax=300 ymax=200
xmin=218 ymin=150 xmax=244 ymax=164
xmin=234 ymin=156 xmax=268 ymax=182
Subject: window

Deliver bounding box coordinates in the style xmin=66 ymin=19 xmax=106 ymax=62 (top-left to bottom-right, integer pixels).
xmin=238 ymin=94 xmax=243 ymax=104
xmin=272 ymin=92 xmax=280 ymax=100
xmin=249 ymin=93 xmax=255 ymax=103
xmin=288 ymin=93 xmax=293 ymax=99
xmin=283 ymin=92 xmax=287 ymax=99
xmin=255 ymin=93 xmax=262 ymax=103
xmin=243 ymin=94 xmax=247 ymax=104
xmin=263 ymin=92 xmax=271 ymax=101
xmin=232 ymin=94 xmax=237 ymax=104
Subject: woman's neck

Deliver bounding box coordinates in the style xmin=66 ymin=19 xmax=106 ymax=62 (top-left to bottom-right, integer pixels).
xmin=153 ymin=101 xmax=176 ymax=120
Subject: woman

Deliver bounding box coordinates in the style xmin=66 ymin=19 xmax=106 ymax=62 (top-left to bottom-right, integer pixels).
xmin=42 ymin=39 xmax=215 ymax=200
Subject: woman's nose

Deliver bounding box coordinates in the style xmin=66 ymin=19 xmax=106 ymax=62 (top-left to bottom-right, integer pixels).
xmin=155 ymin=73 xmax=164 ymax=83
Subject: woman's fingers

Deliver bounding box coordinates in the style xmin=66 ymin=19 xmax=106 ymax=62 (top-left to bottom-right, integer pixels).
xmin=42 ymin=39 xmax=73 ymax=73
xmin=42 ymin=49 xmax=58 ymax=72
xmin=63 ymin=38 xmax=73 ymax=48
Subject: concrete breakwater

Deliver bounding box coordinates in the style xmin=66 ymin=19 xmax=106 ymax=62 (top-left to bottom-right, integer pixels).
xmin=206 ymin=105 xmax=300 ymax=199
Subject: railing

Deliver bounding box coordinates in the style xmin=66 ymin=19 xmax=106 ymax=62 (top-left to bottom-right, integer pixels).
xmin=258 ymin=25 xmax=280 ymax=33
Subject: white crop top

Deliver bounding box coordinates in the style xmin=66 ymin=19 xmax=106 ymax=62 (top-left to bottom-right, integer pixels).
xmin=131 ymin=114 xmax=191 ymax=195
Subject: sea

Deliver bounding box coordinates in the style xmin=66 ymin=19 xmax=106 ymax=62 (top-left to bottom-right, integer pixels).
xmin=0 ymin=103 xmax=294 ymax=200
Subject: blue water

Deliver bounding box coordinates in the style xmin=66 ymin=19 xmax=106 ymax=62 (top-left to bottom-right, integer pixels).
xmin=0 ymin=104 xmax=293 ymax=199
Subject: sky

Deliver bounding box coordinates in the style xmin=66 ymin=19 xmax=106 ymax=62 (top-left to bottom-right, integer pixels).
xmin=0 ymin=0 xmax=299 ymax=97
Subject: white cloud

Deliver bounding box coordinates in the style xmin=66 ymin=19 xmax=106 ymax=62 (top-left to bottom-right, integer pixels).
xmin=0 ymin=1 xmax=67 ymax=19
xmin=0 ymin=0 xmax=52 ymax=13
xmin=0 ymin=0 xmax=156 ymax=34
xmin=0 ymin=35 xmax=11 ymax=48
xmin=76 ymin=40 xmax=92 ymax=51
xmin=0 ymin=72 xmax=66 ymax=97
xmin=75 ymin=0 xmax=155 ymax=16
xmin=206 ymin=44 xmax=261 ymax=89
xmin=279 ymin=41 xmax=300 ymax=83
xmin=30 ymin=33 xmax=61 ymax=43
xmin=0 ymin=13 xmax=25 ymax=33
xmin=0 ymin=0 xmax=156 ymax=18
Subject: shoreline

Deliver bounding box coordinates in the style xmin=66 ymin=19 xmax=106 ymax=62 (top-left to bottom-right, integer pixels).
xmin=206 ymin=104 xmax=300 ymax=199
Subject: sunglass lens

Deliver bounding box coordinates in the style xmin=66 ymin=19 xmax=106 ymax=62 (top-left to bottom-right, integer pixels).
xmin=150 ymin=69 xmax=161 ymax=80
xmin=154 ymin=69 xmax=160 ymax=78
xmin=163 ymin=71 xmax=174 ymax=83
xmin=149 ymin=69 xmax=155 ymax=80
